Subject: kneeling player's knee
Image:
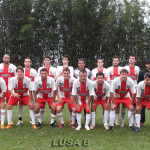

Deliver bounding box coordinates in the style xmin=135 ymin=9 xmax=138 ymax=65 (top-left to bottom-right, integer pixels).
xmin=7 ymin=105 xmax=12 ymax=110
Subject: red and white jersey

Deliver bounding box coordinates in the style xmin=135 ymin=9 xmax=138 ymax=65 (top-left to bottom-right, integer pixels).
xmin=56 ymin=66 xmax=74 ymax=77
xmin=0 ymin=77 xmax=7 ymax=97
xmin=91 ymin=68 xmax=107 ymax=81
xmin=34 ymin=76 xmax=56 ymax=99
xmin=72 ymin=79 xmax=94 ymax=105
xmin=0 ymin=63 xmax=16 ymax=86
xmin=38 ymin=66 xmax=56 ymax=79
xmin=74 ymin=68 xmax=91 ymax=79
xmin=123 ymin=65 xmax=140 ymax=86
xmin=56 ymin=76 xmax=76 ymax=98
xmin=137 ymin=81 xmax=150 ymax=100
xmin=8 ymin=76 xmax=32 ymax=98
xmin=111 ymin=77 xmax=136 ymax=98
xmin=92 ymin=80 xmax=110 ymax=100
xmin=107 ymin=66 xmax=123 ymax=85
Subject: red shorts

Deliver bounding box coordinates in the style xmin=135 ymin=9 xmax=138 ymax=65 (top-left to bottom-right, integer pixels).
xmin=6 ymin=88 xmax=11 ymax=103
xmin=56 ymin=98 xmax=76 ymax=109
xmin=77 ymin=104 xmax=90 ymax=114
xmin=114 ymin=97 xmax=131 ymax=108
xmin=139 ymin=100 xmax=150 ymax=109
xmin=38 ymin=97 xmax=53 ymax=108
xmin=8 ymin=95 xmax=29 ymax=106
xmin=92 ymin=99 xmax=108 ymax=109
xmin=0 ymin=98 xmax=2 ymax=104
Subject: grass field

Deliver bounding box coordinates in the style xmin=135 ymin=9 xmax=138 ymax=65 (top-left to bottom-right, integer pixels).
xmin=1 ymin=104 xmax=150 ymax=150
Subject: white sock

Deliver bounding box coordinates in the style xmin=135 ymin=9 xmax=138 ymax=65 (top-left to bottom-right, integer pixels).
xmin=115 ymin=113 xmax=119 ymax=122
xmin=19 ymin=105 xmax=23 ymax=118
xmin=57 ymin=112 xmax=64 ymax=124
xmin=1 ymin=109 xmax=5 ymax=125
xmin=29 ymin=110 xmax=35 ymax=125
xmin=51 ymin=114 xmax=56 ymax=124
xmin=35 ymin=113 xmax=42 ymax=124
xmin=104 ymin=110 xmax=109 ymax=125
xmin=135 ymin=114 xmax=141 ymax=128
xmin=91 ymin=112 xmax=96 ymax=126
xmin=109 ymin=110 xmax=115 ymax=126
xmin=121 ymin=107 xmax=126 ymax=123
xmin=72 ymin=112 xmax=76 ymax=124
xmin=128 ymin=111 xmax=134 ymax=127
xmin=77 ymin=113 xmax=81 ymax=126
xmin=85 ymin=113 xmax=91 ymax=126
xmin=40 ymin=108 xmax=45 ymax=122
xmin=69 ymin=110 xmax=72 ymax=121
xmin=7 ymin=110 xmax=12 ymax=125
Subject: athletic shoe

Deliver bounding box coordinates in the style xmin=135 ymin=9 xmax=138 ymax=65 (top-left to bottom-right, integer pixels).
xmin=104 ymin=124 xmax=109 ymax=130
xmin=71 ymin=124 xmax=75 ymax=129
xmin=50 ymin=123 xmax=55 ymax=128
xmin=36 ymin=122 xmax=42 ymax=129
xmin=76 ymin=126 xmax=82 ymax=130
xmin=5 ymin=125 xmax=12 ymax=129
xmin=129 ymin=126 xmax=135 ymax=131
xmin=85 ymin=126 xmax=90 ymax=131
xmin=16 ymin=120 xmax=23 ymax=125
xmin=69 ymin=120 xmax=72 ymax=126
xmin=59 ymin=124 xmax=64 ymax=128
xmin=32 ymin=124 xmax=38 ymax=129
xmin=115 ymin=121 xmax=120 ymax=126
xmin=120 ymin=122 xmax=125 ymax=127
xmin=11 ymin=121 xmax=14 ymax=126
xmin=135 ymin=127 xmax=140 ymax=132
xmin=90 ymin=124 xmax=95 ymax=130
xmin=1 ymin=124 xmax=5 ymax=129
xmin=109 ymin=126 xmax=114 ymax=131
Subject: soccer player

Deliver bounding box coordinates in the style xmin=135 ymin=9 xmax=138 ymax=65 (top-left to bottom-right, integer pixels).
xmin=34 ymin=68 xmax=56 ymax=128
xmin=6 ymin=66 xmax=37 ymax=129
xmin=0 ymin=77 xmax=6 ymax=129
xmin=135 ymin=72 xmax=150 ymax=132
xmin=38 ymin=56 xmax=56 ymax=123
xmin=17 ymin=57 xmax=38 ymax=125
xmin=91 ymin=58 xmax=107 ymax=81
xmin=74 ymin=58 xmax=91 ymax=79
xmin=138 ymin=59 xmax=150 ymax=127
xmin=91 ymin=72 xmax=110 ymax=130
xmin=107 ymin=56 xmax=123 ymax=126
xmin=72 ymin=70 xmax=94 ymax=131
xmin=123 ymin=55 xmax=140 ymax=127
xmin=109 ymin=69 xmax=136 ymax=131
xmin=0 ymin=54 xmax=16 ymax=103
xmin=56 ymin=55 xmax=74 ymax=79
xmin=56 ymin=67 xmax=76 ymax=128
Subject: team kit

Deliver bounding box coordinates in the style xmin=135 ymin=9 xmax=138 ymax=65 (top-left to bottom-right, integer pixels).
xmin=0 ymin=54 xmax=150 ymax=132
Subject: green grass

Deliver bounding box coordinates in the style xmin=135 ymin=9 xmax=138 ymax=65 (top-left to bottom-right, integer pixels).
xmin=1 ymin=104 xmax=150 ymax=150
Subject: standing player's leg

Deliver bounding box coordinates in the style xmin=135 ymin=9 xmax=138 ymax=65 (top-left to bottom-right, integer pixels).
xmin=115 ymin=104 xmax=120 ymax=126
xmin=57 ymin=104 xmax=64 ymax=128
xmin=76 ymin=105 xmax=82 ymax=130
xmin=85 ymin=106 xmax=91 ymax=131
xmin=140 ymin=106 xmax=146 ymax=127
xmin=17 ymin=104 xmax=23 ymax=125
xmin=0 ymin=100 xmax=6 ymax=129
xmin=90 ymin=101 xmax=97 ymax=130
xmin=121 ymin=104 xmax=126 ymax=127
xmin=135 ymin=103 xmax=141 ymax=132
xmin=49 ymin=102 xmax=56 ymax=128
xmin=5 ymin=105 xmax=13 ymax=129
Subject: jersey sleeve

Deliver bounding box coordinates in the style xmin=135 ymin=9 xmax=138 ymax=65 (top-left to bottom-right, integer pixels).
xmin=72 ymin=81 xmax=77 ymax=95
xmin=105 ymin=83 xmax=110 ymax=97
xmin=91 ymin=70 xmax=94 ymax=81
xmin=130 ymin=80 xmax=136 ymax=94
xmin=8 ymin=78 xmax=15 ymax=91
xmin=110 ymin=80 xmax=115 ymax=93
xmin=55 ymin=78 xmax=59 ymax=90
xmin=33 ymin=79 xmax=38 ymax=91
xmin=51 ymin=79 xmax=56 ymax=91
xmin=136 ymin=83 xmax=142 ymax=98
xmin=0 ymin=79 xmax=6 ymax=92
xmin=28 ymin=79 xmax=32 ymax=91
xmin=89 ymin=81 xmax=94 ymax=96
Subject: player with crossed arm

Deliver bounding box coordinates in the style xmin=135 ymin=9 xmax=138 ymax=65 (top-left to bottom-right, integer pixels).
xmin=56 ymin=67 xmax=76 ymax=129
xmin=5 ymin=66 xmax=37 ymax=129
xmin=34 ymin=68 xmax=56 ymax=129
xmin=90 ymin=72 xmax=110 ymax=130
xmin=72 ymin=70 xmax=94 ymax=131
xmin=109 ymin=69 xmax=136 ymax=131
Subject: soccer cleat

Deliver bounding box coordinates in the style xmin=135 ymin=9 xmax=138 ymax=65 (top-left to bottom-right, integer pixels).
xmin=115 ymin=121 xmax=120 ymax=126
xmin=32 ymin=124 xmax=38 ymax=130
xmin=104 ymin=124 xmax=109 ymax=130
xmin=135 ymin=127 xmax=140 ymax=132
xmin=16 ymin=120 xmax=23 ymax=125
xmin=11 ymin=121 xmax=14 ymax=126
xmin=69 ymin=120 xmax=72 ymax=126
xmin=76 ymin=126 xmax=82 ymax=130
xmin=90 ymin=124 xmax=95 ymax=130
xmin=129 ymin=126 xmax=135 ymax=131
xmin=71 ymin=124 xmax=75 ymax=129
xmin=5 ymin=124 xmax=12 ymax=129
xmin=109 ymin=126 xmax=114 ymax=131
xmin=85 ymin=126 xmax=90 ymax=131
xmin=50 ymin=123 xmax=55 ymax=128
xmin=36 ymin=122 xmax=42 ymax=129
xmin=120 ymin=122 xmax=125 ymax=127
xmin=59 ymin=124 xmax=64 ymax=128
xmin=1 ymin=124 xmax=5 ymax=129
